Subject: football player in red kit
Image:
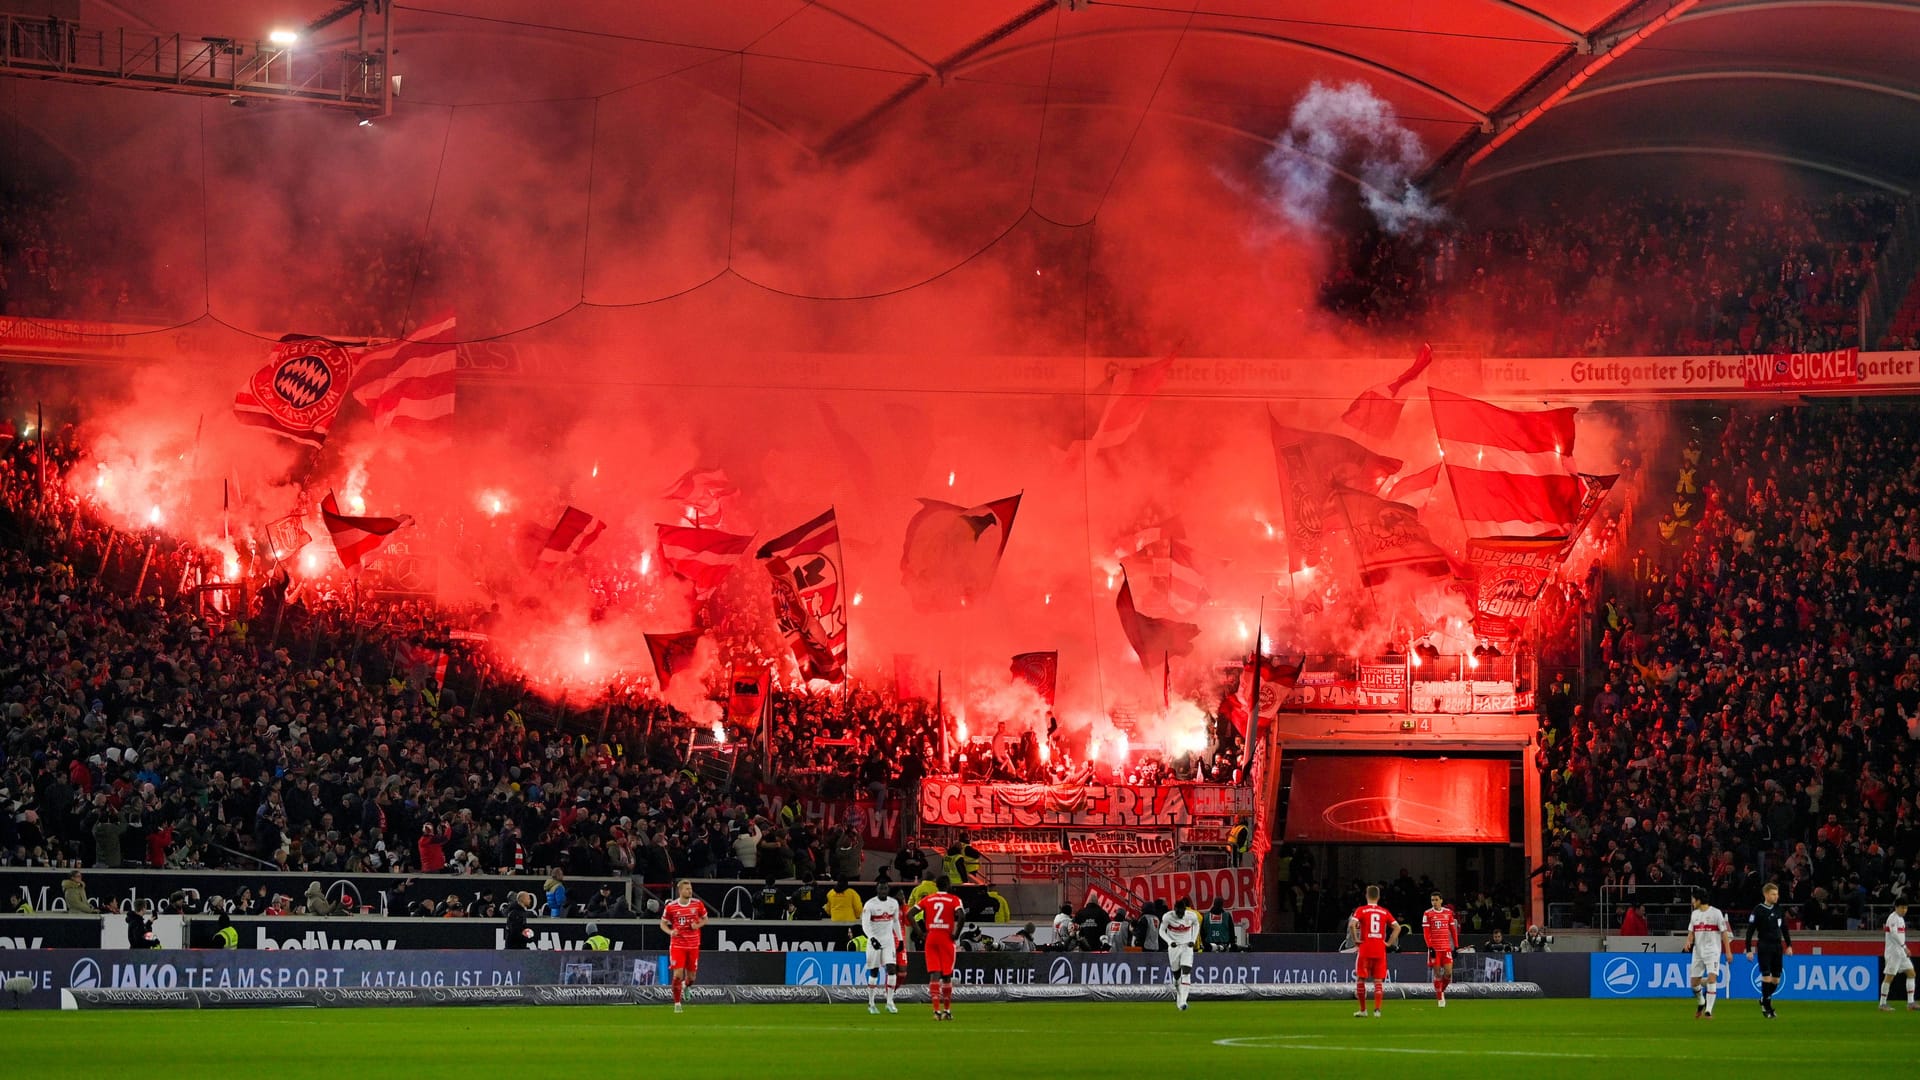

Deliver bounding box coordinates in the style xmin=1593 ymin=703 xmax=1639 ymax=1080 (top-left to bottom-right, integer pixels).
xmin=913 ymin=875 xmax=966 ymax=1020
xmin=1423 ymin=891 xmax=1460 ymax=1007
xmin=659 ymin=879 xmax=707 ymax=1013
xmin=1349 ymin=884 xmax=1401 ymax=1018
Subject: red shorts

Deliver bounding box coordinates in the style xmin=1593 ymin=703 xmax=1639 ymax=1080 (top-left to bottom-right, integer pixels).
xmin=1429 ymin=949 xmax=1454 ymax=969
xmin=1355 ymin=948 xmax=1387 ymax=980
xmin=670 ymin=944 xmax=700 ymax=975
xmin=924 ymin=936 xmax=955 ymax=976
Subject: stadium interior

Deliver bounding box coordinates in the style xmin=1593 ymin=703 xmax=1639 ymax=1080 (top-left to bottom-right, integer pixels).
xmin=1 ymin=0 xmax=1919 ymax=1068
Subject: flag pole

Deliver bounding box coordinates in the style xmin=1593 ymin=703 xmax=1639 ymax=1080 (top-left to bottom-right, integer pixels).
xmin=1243 ymin=595 xmax=1265 ymax=777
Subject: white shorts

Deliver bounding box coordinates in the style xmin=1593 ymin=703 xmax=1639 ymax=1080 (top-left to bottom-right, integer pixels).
xmin=1887 ymin=952 xmax=1915 ymax=976
xmin=866 ymin=938 xmax=899 ymax=969
xmin=1167 ymin=944 xmax=1194 ymax=971
xmin=1688 ymin=953 xmax=1722 ymax=981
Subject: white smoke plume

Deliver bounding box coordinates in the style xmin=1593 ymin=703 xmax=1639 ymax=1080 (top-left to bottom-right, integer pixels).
xmin=1263 ymin=81 xmax=1445 ymax=235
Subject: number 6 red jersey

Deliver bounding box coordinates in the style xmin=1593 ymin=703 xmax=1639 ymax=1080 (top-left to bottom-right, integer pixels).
xmin=1352 ymin=904 xmax=1394 ymax=952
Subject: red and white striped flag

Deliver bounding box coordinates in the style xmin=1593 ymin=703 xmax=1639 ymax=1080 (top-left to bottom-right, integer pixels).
xmin=1429 ymin=388 xmax=1581 ymax=538
xmin=539 ymin=506 xmax=607 ymax=567
xmin=1079 ymin=351 xmax=1176 ymax=453
xmin=320 ymin=492 xmax=412 ymax=575
xmin=657 ymin=523 xmax=754 ymax=598
xmin=350 ymin=314 xmax=457 ymax=439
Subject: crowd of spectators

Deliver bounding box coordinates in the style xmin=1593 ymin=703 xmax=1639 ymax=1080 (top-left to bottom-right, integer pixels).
xmin=1536 ymin=403 xmax=1920 ymax=929
xmin=1325 ymin=191 xmax=1902 ymax=357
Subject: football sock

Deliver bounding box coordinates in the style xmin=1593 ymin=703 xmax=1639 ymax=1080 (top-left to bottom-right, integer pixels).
xmin=1909 ymin=981 xmax=1915 ymax=1005
xmin=930 ymin=980 xmax=940 ymax=1013
xmin=1433 ymin=979 xmax=1444 ymax=998
xmin=1358 ymin=984 xmax=1368 ymax=1009
xmin=671 ymin=976 xmax=682 ymax=1005
xmin=1176 ymin=975 xmax=1189 ymax=1009
xmin=1374 ymin=983 xmax=1383 ymax=1010
xmin=1704 ymin=987 xmax=1716 ymax=1012
xmin=1761 ymin=982 xmax=1773 ymax=1005
xmin=868 ymin=973 xmax=879 ymax=1006
xmin=1881 ymin=979 xmax=1891 ymax=1006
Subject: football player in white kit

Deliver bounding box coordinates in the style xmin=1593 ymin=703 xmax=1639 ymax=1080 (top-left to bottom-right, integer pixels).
xmin=862 ymin=881 xmax=903 ymax=1014
xmin=1684 ymin=888 xmax=1731 ymax=1019
xmin=1879 ymin=899 xmax=1917 ymax=1011
xmin=1161 ymin=896 xmax=1201 ymax=1011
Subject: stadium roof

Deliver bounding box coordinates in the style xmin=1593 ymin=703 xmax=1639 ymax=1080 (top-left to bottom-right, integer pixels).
xmin=51 ymin=0 xmax=1912 ymax=197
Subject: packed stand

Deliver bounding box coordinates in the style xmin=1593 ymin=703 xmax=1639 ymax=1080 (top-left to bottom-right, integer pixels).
xmin=1536 ymin=404 xmax=1920 ymax=928
xmin=1326 ymin=191 xmax=1901 ymax=357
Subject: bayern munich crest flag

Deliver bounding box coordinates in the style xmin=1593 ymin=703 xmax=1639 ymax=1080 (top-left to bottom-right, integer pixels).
xmin=233 ymin=335 xmax=361 ymax=447
xmin=757 ymin=508 xmax=849 ymax=683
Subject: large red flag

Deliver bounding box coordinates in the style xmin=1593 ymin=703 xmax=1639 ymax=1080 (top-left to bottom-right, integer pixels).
xmin=1010 ymin=651 xmax=1059 ymax=708
xmin=900 ymin=493 xmax=1021 ymax=611
xmin=758 ymin=509 xmax=849 ymax=683
xmin=664 ymin=467 xmax=738 ymax=522
xmin=657 ymin=523 xmax=754 ymax=599
xmin=233 ymin=336 xmax=359 ymax=447
xmin=320 ymin=492 xmax=411 ymax=575
xmin=1115 ymin=572 xmax=1199 ymax=674
xmin=1270 ymin=420 xmax=1403 ymax=572
xmin=1429 ymin=388 xmax=1581 ymax=538
xmin=538 ymin=507 xmax=607 ymax=568
xmin=1328 ymin=487 xmax=1454 ymax=586
xmin=645 ymin=631 xmax=704 ymax=688
xmin=1116 ymin=518 xmax=1214 ymax=617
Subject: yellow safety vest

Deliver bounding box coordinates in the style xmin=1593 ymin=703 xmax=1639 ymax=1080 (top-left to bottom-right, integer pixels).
xmin=586 ymin=935 xmax=611 ymax=951
xmin=216 ymin=925 xmax=239 ymax=949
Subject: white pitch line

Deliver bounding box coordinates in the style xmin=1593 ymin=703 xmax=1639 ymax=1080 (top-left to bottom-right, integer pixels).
xmin=1212 ymin=1035 xmax=1832 ymax=1062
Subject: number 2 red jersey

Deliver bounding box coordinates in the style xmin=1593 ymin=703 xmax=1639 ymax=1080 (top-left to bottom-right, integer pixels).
xmin=1422 ymin=906 xmax=1459 ymax=951
xmin=915 ymin=892 xmax=965 ymax=942
xmin=1352 ymin=904 xmax=1394 ymax=952
xmin=663 ymin=898 xmax=707 ymax=949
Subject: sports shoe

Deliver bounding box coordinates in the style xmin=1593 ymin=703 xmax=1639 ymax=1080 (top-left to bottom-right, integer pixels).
xmin=869 ymin=1003 xmax=879 ymax=1015
xmin=1703 ymin=1011 xmax=1713 ymax=1019
xmin=1437 ymin=997 xmax=1447 ymax=1008
xmin=1178 ymin=1002 xmax=1189 ymax=1011
xmin=1908 ymin=1003 xmax=1919 ymax=1012
xmin=1880 ymin=1004 xmax=1895 ymax=1012
xmin=886 ymin=1002 xmax=899 ymax=1014
xmin=1354 ymin=1010 xmax=1368 ymax=1018
xmin=673 ymin=1003 xmax=683 ymax=1014
xmin=1694 ymin=1005 xmax=1705 ymax=1019
xmin=1763 ymin=1005 xmax=1776 ymax=1019
xmin=1371 ymin=1009 xmax=1382 ymax=1018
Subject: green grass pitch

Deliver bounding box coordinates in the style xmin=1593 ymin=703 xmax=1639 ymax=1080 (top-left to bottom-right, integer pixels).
xmin=1 ymin=999 xmax=1905 ymax=1078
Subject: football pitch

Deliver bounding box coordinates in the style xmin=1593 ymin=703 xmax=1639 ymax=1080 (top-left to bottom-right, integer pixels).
xmin=1 ymin=999 xmax=1904 ymax=1078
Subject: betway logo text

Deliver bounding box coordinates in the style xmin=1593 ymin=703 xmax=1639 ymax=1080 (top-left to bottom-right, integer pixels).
xmin=256 ymin=928 xmax=397 ymax=951
xmin=716 ymin=929 xmax=840 ymax=952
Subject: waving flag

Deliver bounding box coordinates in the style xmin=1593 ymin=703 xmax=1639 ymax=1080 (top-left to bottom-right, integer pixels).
xmin=1226 ymin=652 xmax=1304 ymax=743
xmin=320 ymin=492 xmax=411 ymax=574
xmin=899 ymin=493 xmax=1022 ymax=611
xmin=1115 ymin=572 xmax=1199 ymax=674
xmin=1328 ymin=488 xmax=1453 ymax=586
xmin=758 ymin=509 xmax=849 ymax=683
xmin=1067 ymin=351 xmax=1177 ymax=458
xmin=1429 ymin=388 xmax=1581 ymax=538
xmin=1010 ymin=651 xmax=1059 ymax=708
xmin=265 ymin=514 xmax=313 ymax=560
xmin=1117 ymin=518 xmax=1214 ymax=617
xmin=1385 ymin=462 xmax=1443 ymax=509
xmin=665 ymin=467 xmax=738 ymax=523
xmin=1341 ymin=343 xmax=1434 ymax=440
xmin=233 ymin=335 xmax=359 ymax=447
xmin=350 ymin=314 xmax=457 ymax=439
xmin=538 ymin=506 xmax=607 ymax=567
xmin=657 ymin=524 xmax=754 ymax=599
xmin=1270 ymin=420 xmax=1403 ymax=571
xmin=645 ymin=631 xmax=704 ymax=687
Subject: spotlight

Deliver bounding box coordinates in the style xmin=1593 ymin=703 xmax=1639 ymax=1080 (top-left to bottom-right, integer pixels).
xmin=268 ymin=29 xmax=299 ymax=46
xmin=357 ymin=115 xmax=374 ymax=127
xmin=227 ymin=95 xmax=247 ymax=108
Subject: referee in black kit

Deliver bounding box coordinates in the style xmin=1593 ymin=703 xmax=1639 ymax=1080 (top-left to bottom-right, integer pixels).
xmin=1745 ymin=881 xmax=1793 ymax=1018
